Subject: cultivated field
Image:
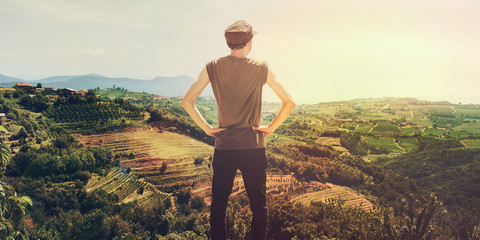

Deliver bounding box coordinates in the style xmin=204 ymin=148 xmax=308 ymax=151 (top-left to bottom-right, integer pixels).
xmin=424 ymin=128 xmax=446 ymax=137
xmin=370 ymin=121 xmax=400 ymax=137
xmin=400 ymin=127 xmax=422 ymax=135
xmin=194 ymin=173 xmax=299 ymax=205
xmin=366 ymin=137 xmax=404 ymax=153
xmin=462 ymin=139 xmax=480 ymax=148
xmin=86 ymin=167 xmax=171 ymax=209
xmin=76 ymin=127 xmax=214 ymax=193
xmin=398 ymin=137 xmax=418 ymax=152
xmin=76 ymin=127 xmax=302 ymax=204
xmin=454 ymin=120 xmax=480 ymax=135
xmin=290 ymin=183 xmax=374 ymax=212
xmin=315 ymin=137 xmax=349 ymax=152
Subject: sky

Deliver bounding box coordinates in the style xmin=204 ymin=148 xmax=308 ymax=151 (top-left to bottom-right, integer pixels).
xmin=1 ymin=0 xmax=479 ymax=104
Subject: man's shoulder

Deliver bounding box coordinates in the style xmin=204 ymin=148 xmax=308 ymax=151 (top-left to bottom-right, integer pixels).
xmin=207 ymin=56 xmax=229 ymax=65
xmin=207 ymin=56 xmax=267 ymax=67
xmin=247 ymin=58 xmax=268 ymax=67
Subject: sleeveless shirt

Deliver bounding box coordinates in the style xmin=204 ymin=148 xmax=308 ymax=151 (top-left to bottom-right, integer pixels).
xmin=206 ymin=55 xmax=268 ymax=150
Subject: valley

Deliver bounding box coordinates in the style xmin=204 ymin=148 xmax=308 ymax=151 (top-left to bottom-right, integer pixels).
xmin=1 ymin=85 xmax=479 ymax=239
xmin=75 ymin=127 xmax=372 ymax=209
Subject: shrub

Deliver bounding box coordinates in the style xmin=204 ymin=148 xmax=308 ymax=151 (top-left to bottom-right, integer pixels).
xmin=194 ymin=157 xmax=204 ymax=165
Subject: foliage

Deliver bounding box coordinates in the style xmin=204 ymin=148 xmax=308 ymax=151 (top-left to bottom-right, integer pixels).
xmin=146 ymin=107 xmax=214 ymax=145
xmin=48 ymin=101 xmax=144 ymax=133
xmin=19 ymin=94 xmax=50 ymax=112
xmin=225 ymin=201 xmax=252 ymax=240
xmin=193 ymin=156 xmax=204 ymax=165
xmin=340 ymin=132 xmax=370 ymax=155
xmin=382 ymin=147 xmax=480 ymax=210
xmin=3 ymin=92 xmax=480 ymax=239
xmin=7 ymin=147 xmax=112 ymax=179
xmin=383 ymin=194 xmax=442 ymax=240
xmin=0 ymin=142 xmax=32 ymax=239
xmin=0 ymin=144 xmax=10 ymax=176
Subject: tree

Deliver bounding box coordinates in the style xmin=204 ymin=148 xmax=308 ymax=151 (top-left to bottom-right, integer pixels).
xmin=340 ymin=132 xmax=369 ymax=155
xmin=0 ymin=142 xmax=33 ymax=239
xmin=160 ymin=161 xmax=168 ymax=173
xmin=267 ymin=195 xmax=296 ymax=239
xmin=88 ymin=147 xmax=112 ymax=170
xmin=3 ymin=91 xmax=12 ymax=99
xmin=383 ymin=194 xmax=441 ymax=240
xmin=194 ymin=156 xmax=204 ymax=165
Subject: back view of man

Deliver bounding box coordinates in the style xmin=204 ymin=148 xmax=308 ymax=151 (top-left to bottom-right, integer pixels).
xmin=182 ymin=20 xmax=295 ymax=240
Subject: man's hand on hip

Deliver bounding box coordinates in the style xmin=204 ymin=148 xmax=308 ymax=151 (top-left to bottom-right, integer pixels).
xmin=206 ymin=127 xmax=226 ymax=137
xmin=253 ymin=125 xmax=275 ymax=137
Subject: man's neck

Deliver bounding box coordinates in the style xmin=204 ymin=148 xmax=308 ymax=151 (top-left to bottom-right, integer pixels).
xmin=230 ymin=49 xmax=249 ymax=58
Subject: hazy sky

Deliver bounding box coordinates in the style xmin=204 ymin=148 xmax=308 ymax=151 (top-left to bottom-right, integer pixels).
xmin=1 ymin=0 xmax=479 ymax=104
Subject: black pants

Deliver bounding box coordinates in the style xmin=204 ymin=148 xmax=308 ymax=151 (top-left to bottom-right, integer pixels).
xmin=210 ymin=148 xmax=267 ymax=240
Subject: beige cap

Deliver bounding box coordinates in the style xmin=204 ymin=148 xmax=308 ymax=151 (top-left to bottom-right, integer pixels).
xmin=224 ymin=20 xmax=256 ymax=44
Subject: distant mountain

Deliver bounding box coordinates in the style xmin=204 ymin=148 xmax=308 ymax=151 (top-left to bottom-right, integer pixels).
xmin=37 ymin=75 xmax=84 ymax=83
xmin=0 ymin=73 xmax=213 ymax=97
xmin=0 ymin=74 xmax=25 ymax=83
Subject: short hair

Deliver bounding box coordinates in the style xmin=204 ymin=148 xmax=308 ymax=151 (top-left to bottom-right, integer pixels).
xmin=227 ymin=41 xmax=248 ymax=50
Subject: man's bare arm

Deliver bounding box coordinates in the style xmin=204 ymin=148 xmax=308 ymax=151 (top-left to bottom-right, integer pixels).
xmin=181 ymin=67 xmax=225 ymax=136
xmin=254 ymin=68 xmax=296 ymax=136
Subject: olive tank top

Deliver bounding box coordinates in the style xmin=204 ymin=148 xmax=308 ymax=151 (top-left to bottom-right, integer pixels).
xmin=206 ymin=55 xmax=268 ymax=150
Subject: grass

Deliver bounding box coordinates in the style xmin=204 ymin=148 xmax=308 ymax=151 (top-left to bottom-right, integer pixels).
xmin=370 ymin=121 xmax=400 ymax=137
xmin=395 ymin=111 xmax=412 ymax=118
xmin=373 ymin=121 xmax=399 ymax=132
xmin=453 ymin=120 xmax=480 ymax=135
xmin=358 ymin=112 xmax=392 ymax=120
xmin=341 ymin=122 xmax=357 ymax=130
xmin=424 ymin=128 xmax=446 ymax=137
xmin=354 ymin=123 xmax=374 ymax=133
xmin=399 ymin=138 xmax=418 ymax=152
xmin=455 ymin=106 xmax=480 ymax=118
xmin=448 ymin=130 xmax=474 ymax=138
xmin=401 ymin=127 xmax=422 ymax=135
xmin=365 ymin=137 xmax=403 ymax=153
xmin=463 ymin=139 xmax=480 ymax=148
xmin=409 ymin=119 xmax=433 ymax=127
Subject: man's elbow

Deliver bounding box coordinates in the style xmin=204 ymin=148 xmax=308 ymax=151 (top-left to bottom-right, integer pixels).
xmin=285 ymin=98 xmax=296 ymax=110
xmin=181 ymin=98 xmax=192 ymax=110
xmin=288 ymin=101 xmax=296 ymax=111
xmin=281 ymin=99 xmax=295 ymax=112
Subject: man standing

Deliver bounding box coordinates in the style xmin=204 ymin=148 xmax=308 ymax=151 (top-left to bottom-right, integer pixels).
xmin=182 ymin=20 xmax=295 ymax=240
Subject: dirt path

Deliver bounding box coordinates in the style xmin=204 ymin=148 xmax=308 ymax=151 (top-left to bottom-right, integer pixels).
xmin=394 ymin=140 xmax=406 ymax=152
xmin=367 ymin=123 xmax=378 ymax=134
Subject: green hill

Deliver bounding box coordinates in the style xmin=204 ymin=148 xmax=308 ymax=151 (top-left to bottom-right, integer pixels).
xmin=2 ymin=89 xmax=480 ymax=239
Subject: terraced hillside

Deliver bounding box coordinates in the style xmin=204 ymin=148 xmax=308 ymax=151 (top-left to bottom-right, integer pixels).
xmin=315 ymin=137 xmax=349 ymax=153
xmin=76 ymin=127 xmax=304 ymax=205
xmin=193 ymin=173 xmax=299 ymax=205
xmin=86 ymin=168 xmax=171 ymax=209
xmin=76 ymin=127 xmax=374 ymax=212
xmin=75 ymin=127 xmax=214 ymax=193
xmin=48 ymin=101 xmax=145 ymax=133
xmin=290 ymin=182 xmax=374 ymax=212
